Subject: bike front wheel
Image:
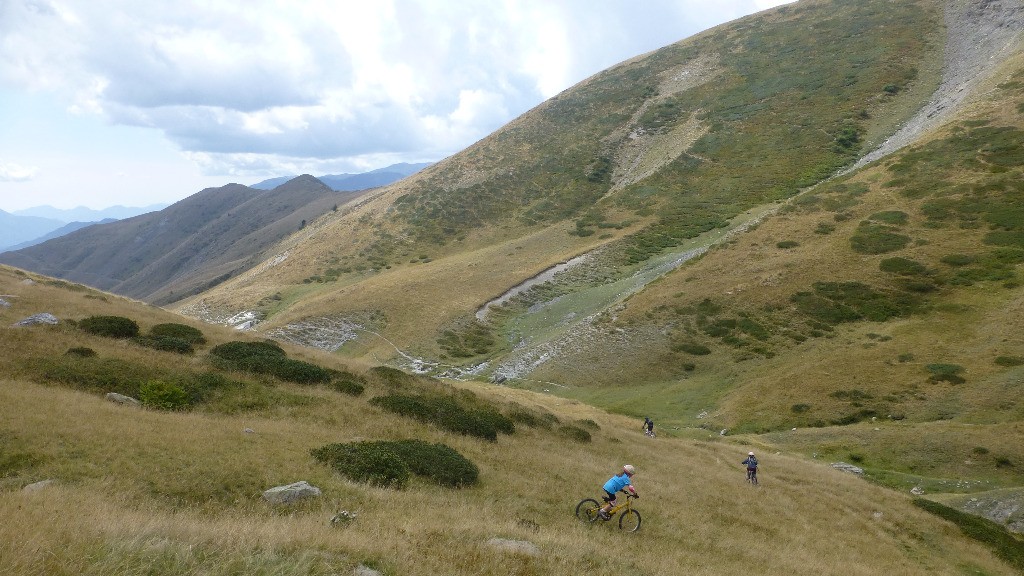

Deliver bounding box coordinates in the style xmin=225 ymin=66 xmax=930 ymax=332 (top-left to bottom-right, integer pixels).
xmin=575 ymin=498 xmax=601 ymax=523
xmin=619 ymin=509 xmax=642 ymax=532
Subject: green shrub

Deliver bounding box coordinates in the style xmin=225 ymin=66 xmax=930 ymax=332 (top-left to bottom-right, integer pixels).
xmin=868 ymin=210 xmax=909 ymax=225
xmin=132 ymin=336 xmax=195 ymax=354
xmin=368 ymin=394 xmax=511 ymax=441
xmin=210 ymin=340 xmax=331 ymax=383
xmin=995 ymin=356 xmax=1024 ymax=367
xmin=507 ymin=408 xmax=555 ymax=429
xmin=65 ymin=347 xmax=96 ymax=358
xmin=379 ymin=440 xmax=479 ymax=487
xmin=940 ymin=254 xmax=976 ymax=267
xmin=913 ymin=499 xmax=1024 ymax=571
xmin=850 ymin=223 xmax=911 ymax=254
xmin=576 ymin=419 xmax=601 ymax=431
xmin=78 ymin=315 xmax=140 ymax=338
xmin=879 ymin=257 xmax=928 ymax=276
xmin=150 ymin=323 xmax=207 ymax=344
xmin=328 ymin=371 xmax=366 ymax=396
xmin=311 ymin=442 xmax=410 ymax=488
xmin=209 ymin=340 xmax=286 ymax=362
xmin=367 ymin=366 xmax=417 ymax=388
xmin=139 ymin=380 xmax=190 ymax=411
xmin=926 ymin=363 xmax=965 ymax=384
xmin=815 ymin=222 xmax=836 ymax=234
xmin=776 ymin=240 xmax=800 ymax=249
xmin=791 ymin=403 xmax=811 ymax=413
xmin=558 ymin=425 xmax=592 ymax=443
xmin=674 ymin=342 xmax=712 ymax=355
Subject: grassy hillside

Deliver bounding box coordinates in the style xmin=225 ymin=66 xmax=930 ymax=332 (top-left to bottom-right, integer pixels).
xmin=177 ymin=0 xmax=944 ymax=357
xmin=2 ymin=265 xmax=1022 ymax=575
xmin=160 ymin=0 xmax=1024 ymax=539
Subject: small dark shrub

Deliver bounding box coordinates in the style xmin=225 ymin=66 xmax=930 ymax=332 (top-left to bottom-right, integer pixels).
xmin=558 ymin=425 xmax=592 ymax=443
xmin=940 ymin=254 xmax=976 ymax=267
xmin=150 ymin=323 xmax=207 ymax=344
xmin=995 ymin=356 xmax=1024 ymax=367
xmin=973 ymin=447 xmax=990 ymax=455
xmin=139 ymin=380 xmax=189 ymax=411
xmin=776 ymin=240 xmax=800 ymax=249
xmin=369 ymin=394 xmax=509 ymax=441
xmin=995 ymin=456 xmax=1014 ymax=468
xmin=926 ymin=363 xmax=965 ymax=384
xmin=507 ymin=409 xmax=554 ymax=429
xmin=65 ymin=347 xmax=96 ymax=358
xmin=368 ymin=366 xmax=417 ymax=388
xmin=576 ymin=419 xmax=600 ymax=431
xmin=868 ymin=211 xmax=909 ymax=225
xmin=79 ymin=315 xmax=140 ymax=338
xmin=791 ymin=403 xmax=811 ymax=414
xmin=879 ymin=257 xmax=928 ymax=276
xmin=674 ymin=342 xmax=712 ymax=355
xmin=850 ymin=223 xmax=911 ymax=254
xmin=132 ymin=336 xmax=194 ymax=354
xmin=311 ymin=442 xmax=410 ymax=488
xmin=328 ymin=372 xmax=366 ymax=396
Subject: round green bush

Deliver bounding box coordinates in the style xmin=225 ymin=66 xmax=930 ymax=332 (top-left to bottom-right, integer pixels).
xmin=381 ymin=440 xmax=479 ymax=487
xmin=209 ymin=340 xmax=286 ymax=362
xmin=139 ymin=380 xmax=190 ymax=411
xmin=79 ymin=315 xmax=140 ymax=339
xmin=150 ymin=323 xmax=207 ymax=344
xmin=311 ymin=442 xmax=410 ymax=488
xmin=133 ymin=336 xmax=195 ymax=354
xmin=65 ymin=347 xmax=97 ymax=358
xmin=558 ymin=425 xmax=592 ymax=443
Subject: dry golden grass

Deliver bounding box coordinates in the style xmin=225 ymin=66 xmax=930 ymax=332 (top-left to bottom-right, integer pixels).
xmin=0 ymin=261 xmax=1018 ymax=574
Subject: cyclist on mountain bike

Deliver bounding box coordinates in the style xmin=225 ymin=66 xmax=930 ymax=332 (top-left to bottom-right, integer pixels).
xmin=742 ymin=451 xmax=759 ymax=485
xmin=598 ymin=464 xmax=638 ymax=520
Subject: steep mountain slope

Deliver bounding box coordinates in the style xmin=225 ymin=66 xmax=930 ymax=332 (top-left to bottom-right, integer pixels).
xmin=181 ymin=0 xmax=949 ymax=353
xmin=0 ymin=176 xmax=363 ymax=304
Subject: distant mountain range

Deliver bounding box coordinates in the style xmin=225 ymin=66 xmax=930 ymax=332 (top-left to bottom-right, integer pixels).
xmin=250 ymin=162 xmax=432 ymax=191
xmin=0 ymin=175 xmax=372 ymax=304
xmin=0 ymin=163 xmax=429 ymax=253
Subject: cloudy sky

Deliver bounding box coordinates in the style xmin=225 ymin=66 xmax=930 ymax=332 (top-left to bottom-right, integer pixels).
xmin=0 ymin=0 xmax=793 ymax=212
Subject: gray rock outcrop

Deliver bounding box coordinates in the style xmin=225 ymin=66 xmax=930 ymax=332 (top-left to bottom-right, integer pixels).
xmin=831 ymin=462 xmax=864 ymax=475
xmin=13 ymin=313 xmax=58 ymax=326
xmin=106 ymin=393 xmax=141 ymax=406
xmin=262 ymin=480 xmax=322 ymax=504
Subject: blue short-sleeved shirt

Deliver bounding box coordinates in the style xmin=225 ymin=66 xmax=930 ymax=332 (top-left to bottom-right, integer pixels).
xmin=603 ymin=473 xmax=632 ymax=494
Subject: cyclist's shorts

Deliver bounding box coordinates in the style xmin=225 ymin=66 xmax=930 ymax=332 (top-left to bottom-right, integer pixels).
xmin=602 ymin=490 xmax=617 ymax=503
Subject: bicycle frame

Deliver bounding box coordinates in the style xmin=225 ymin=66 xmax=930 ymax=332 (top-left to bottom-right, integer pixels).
xmin=604 ymin=493 xmax=637 ymax=517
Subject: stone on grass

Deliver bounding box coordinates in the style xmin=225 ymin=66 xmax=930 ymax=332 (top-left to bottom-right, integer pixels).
xmin=106 ymin=392 xmax=141 ymax=406
xmin=14 ymin=313 xmax=58 ymax=326
xmin=354 ymin=565 xmax=383 ymax=576
xmin=0 ymin=298 xmax=10 ymax=308
xmin=23 ymin=480 xmax=55 ymax=493
xmin=262 ymin=481 xmax=321 ymax=504
xmin=831 ymin=462 xmax=864 ymax=475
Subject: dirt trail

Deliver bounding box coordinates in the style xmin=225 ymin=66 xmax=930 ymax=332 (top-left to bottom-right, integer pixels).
xmin=848 ymin=0 xmax=1024 ymax=172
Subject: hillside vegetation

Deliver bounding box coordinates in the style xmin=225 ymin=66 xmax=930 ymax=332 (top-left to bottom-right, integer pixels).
xmin=2 ymin=265 xmax=1022 ymax=574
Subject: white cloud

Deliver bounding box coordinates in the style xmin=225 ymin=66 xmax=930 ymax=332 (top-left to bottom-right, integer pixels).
xmin=0 ymin=162 xmax=38 ymax=182
xmin=0 ymin=0 xmax=796 ymax=189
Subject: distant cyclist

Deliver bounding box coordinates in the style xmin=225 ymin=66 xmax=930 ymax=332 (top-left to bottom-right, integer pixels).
xmin=642 ymin=417 xmax=655 ymax=437
xmin=742 ymin=451 xmax=759 ymax=485
xmin=598 ymin=464 xmax=639 ymax=519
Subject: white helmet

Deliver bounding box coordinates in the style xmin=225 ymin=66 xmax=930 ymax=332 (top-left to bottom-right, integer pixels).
xmin=749 ymin=452 xmax=755 ymax=456
xmin=623 ymin=464 xmax=636 ymax=475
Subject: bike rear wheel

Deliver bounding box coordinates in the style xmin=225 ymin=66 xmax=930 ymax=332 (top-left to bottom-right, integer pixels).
xmin=575 ymin=498 xmax=601 ymax=523
xmin=619 ymin=509 xmax=641 ymax=532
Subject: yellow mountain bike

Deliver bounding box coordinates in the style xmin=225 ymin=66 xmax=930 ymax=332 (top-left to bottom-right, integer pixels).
xmin=575 ymin=493 xmax=642 ymax=532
